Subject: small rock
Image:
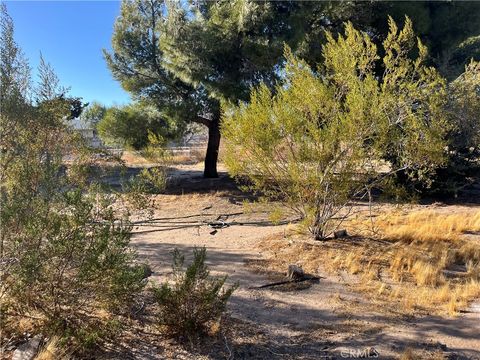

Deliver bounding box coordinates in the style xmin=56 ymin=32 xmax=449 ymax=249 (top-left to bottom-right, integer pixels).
xmin=287 ymin=264 xmax=304 ymax=280
xmin=334 ymin=229 xmax=348 ymax=239
xmin=12 ymin=334 xmax=43 ymax=360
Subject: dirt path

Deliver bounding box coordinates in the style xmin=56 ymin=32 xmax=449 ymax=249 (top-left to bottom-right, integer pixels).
xmin=128 ymin=192 xmax=479 ymax=359
xmin=122 ymin=165 xmax=480 ymax=359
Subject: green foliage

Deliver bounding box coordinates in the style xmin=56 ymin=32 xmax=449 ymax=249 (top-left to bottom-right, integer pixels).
xmin=152 ymin=248 xmax=237 ymax=340
xmin=311 ymin=2 xmax=480 ymax=79
xmin=121 ymin=166 xmax=167 ymax=218
xmin=0 ymin=104 xmax=145 ymax=347
xmin=104 ymin=0 xmax=208 ymax=127
xmin=105 ymin=0 xmax=353 ymax=176
xmin=106 ymin=1 xmax=479 ymax=179
xmin=0 ymin=3 xmax=30 ymax=100
xmin=81 ymin=101 xmax=107 ymax=127
xmin=435 ymin=60 xmax=480 ymax=195
xmin=138 ymin=167 xmax=167 ymax=192
xmin=35 ymin=53 xmax=87 ymax=118
xmin=0 ymin=5 xmax=145 ymax=350
xmin=124 ymin=166 xmax=166 ymax=198
xmin=97 ymin=102 xmax=180 ymax=149
xmin=140 ymin=130 xmax=170 ymax=162
xmin=223 ymin=18 xmax=450 ymax=239
xmin=162 ymin=0 xmax=304 ymax=103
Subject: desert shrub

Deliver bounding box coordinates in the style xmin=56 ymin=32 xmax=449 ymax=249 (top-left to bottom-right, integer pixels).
xmin=80 ymin=101 xmax=107 ymax=127
xmin=0 ymin=103 xmax=146 ymax=348
xmin=121 ymin=167 xmax=166 ymax=215
xmin=0 ymin=5 xmax=145 ymax=350
xmin=434 ymin=60 xmax=480 ymax=195
xmin=223 ymin=17 xmax=449 ymax=239
xmin=127 ymin=167 xmax=167 ymax=194
xmin=117 ymin=132 xmax=169 ymax=211
xmin=152 ymin=248 xmax=237 ymax=340
xmin=139 ymin=167 xmax=167 ymax=192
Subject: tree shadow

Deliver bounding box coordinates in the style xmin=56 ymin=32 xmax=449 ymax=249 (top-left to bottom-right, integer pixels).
xmin=126 ymin=241 xmax=480 ymax=360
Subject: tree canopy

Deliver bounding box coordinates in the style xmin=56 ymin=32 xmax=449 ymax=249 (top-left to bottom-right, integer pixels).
xmin=105 ymin=0 xmax=480 ymax=179
xmin=97 ymin=102 xmax=180 ymax=149
xmin=105 ymin=0 xmax=364 ymax=177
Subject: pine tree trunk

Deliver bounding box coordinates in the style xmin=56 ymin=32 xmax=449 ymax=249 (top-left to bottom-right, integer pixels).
xmin=203 ymin=118 xmax=220 ymax=178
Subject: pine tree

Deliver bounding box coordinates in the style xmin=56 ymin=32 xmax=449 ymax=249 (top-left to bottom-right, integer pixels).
xmin=105 ymin=1 xmax=480 ymax=179
xmin=105 ymin=0 xmax=355 ymax=177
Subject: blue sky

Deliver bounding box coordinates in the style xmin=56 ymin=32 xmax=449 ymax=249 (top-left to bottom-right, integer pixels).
xmin=5 ymin=1 xmax=130 ymax=106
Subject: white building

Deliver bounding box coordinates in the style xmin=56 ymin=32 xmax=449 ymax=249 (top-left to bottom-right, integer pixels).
xmin=68 ymin=118 xmax=103 ymax=148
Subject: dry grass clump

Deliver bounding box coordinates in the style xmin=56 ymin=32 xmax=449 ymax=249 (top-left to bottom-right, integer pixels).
xmin=121 ymin=150 xmax=152 ymax=165
xmin=375 ymin=209 xmax=480 ymax=243
xmin=34 ymin=337 xmax=69 ymax=360
xmin=122 ymin=148 xmax=205 ymax=166
xmin=167 ymin=149 xmax=205 ymax=165
xmin=255 ymin=209 xmax=480 ymax=316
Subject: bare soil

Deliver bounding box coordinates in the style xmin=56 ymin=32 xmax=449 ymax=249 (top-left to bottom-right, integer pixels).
xmin=106 ymin=163 xmax=480 ymax=360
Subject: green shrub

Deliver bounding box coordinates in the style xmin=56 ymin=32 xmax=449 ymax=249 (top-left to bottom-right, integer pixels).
xmin=0 ymin=5 xmax=145 ymax=350
xmin=139 ymin=167 xmax=168 ymax=192
xmin=223 ymin=18 xmax=451 ymax=239
xmin=152 ymin=248 xmax=237 ymax=340
xmin=0 ymin=110 xmax=146 ymax=348
xmin=121 ymin=167 xmax=167 ymax=215
xmin=125 ymin=167 xmax=167 ymax=194
xmin=97 ymin=102 xmax=181 ymax=150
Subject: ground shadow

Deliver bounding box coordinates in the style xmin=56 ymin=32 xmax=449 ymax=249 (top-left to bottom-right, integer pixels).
xmin=126 ymin=241 xmax=479 ymax=360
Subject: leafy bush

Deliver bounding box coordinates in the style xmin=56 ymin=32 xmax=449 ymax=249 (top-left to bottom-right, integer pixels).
xmin=80 ymin=101 xmax=107 ymax=127
xmin=126 ymin=167 xmax=167 ymax=195
xmin=0 ymin=104 xmax=146 ymax=349
xmin=223 ymin=17 xmax=450 ymax=239
xmin=434 ymin=60 xmax=480 ymax=195
xmin=152 ymin=248 xmax=237 ymax=340
xmin=0 ymin=5 xmax=145 ymax=350
xmin=97 ymin=102 xmax=182 ymax=150
xmin=121 ymin=167 xmax=167 ymax=216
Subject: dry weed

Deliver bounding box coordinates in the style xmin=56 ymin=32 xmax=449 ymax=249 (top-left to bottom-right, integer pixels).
xmin=255 ymin=209 xmax=480 ymax=316
xmin=34 ymin=337 xmax=69 ymax=360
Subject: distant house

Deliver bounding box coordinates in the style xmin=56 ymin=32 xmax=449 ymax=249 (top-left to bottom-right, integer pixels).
xmin=68 ymin=118 xmax=102 ymax=148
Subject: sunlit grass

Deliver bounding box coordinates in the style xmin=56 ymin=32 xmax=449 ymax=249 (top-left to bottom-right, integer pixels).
xmin=256 ymin=208 xmax=480 ymax=316
xmin=34 ymin=337 xmax=69 ymax=360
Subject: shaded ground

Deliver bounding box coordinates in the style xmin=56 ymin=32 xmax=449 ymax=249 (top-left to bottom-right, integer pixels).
xmin=99 ymin=163 xmax=480 ymax=360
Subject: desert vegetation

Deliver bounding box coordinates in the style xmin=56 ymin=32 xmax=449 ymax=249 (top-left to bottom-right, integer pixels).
xmin=1 ymin=1 xmax=480 ymax=359
xmin=223 ymin=18 xmax=454 ymax=239
xmin=0 ymin=4 xmax=146 ymax=351
xmin=256 ymin=208 xmax=480 ymax=316
xmin=152 ymin=248 xmax=237 ymax=341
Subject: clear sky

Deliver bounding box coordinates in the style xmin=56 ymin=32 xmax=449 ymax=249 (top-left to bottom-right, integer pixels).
xmin=5 ymin=0 xmax=130 ymax=106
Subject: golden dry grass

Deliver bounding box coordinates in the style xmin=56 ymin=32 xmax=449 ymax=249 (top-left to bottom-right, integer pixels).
xmin=374 ymin=210 xmax=480 ymax=243
xmin=399 ymin=348 xmax=416 ymax=360
xmin=34 ymin=337 xmax=69 ymax=360
xmin=255 ymin=208 xmax=480 ymax=316
xmin=121 ymin=150 xmax=152 ymax=165
xmin=121 ymin=149 xmax=205 ymax=167
xmin=399 ymin=347 xmax=448 ymax=360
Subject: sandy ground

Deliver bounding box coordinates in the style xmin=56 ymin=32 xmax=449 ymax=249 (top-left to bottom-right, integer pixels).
xmin=122 ymin=164 xmax=480 ymax=360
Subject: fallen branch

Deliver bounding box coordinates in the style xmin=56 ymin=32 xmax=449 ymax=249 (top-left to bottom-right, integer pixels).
xmin=250 ymin=276 xmax=323 ymax=289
